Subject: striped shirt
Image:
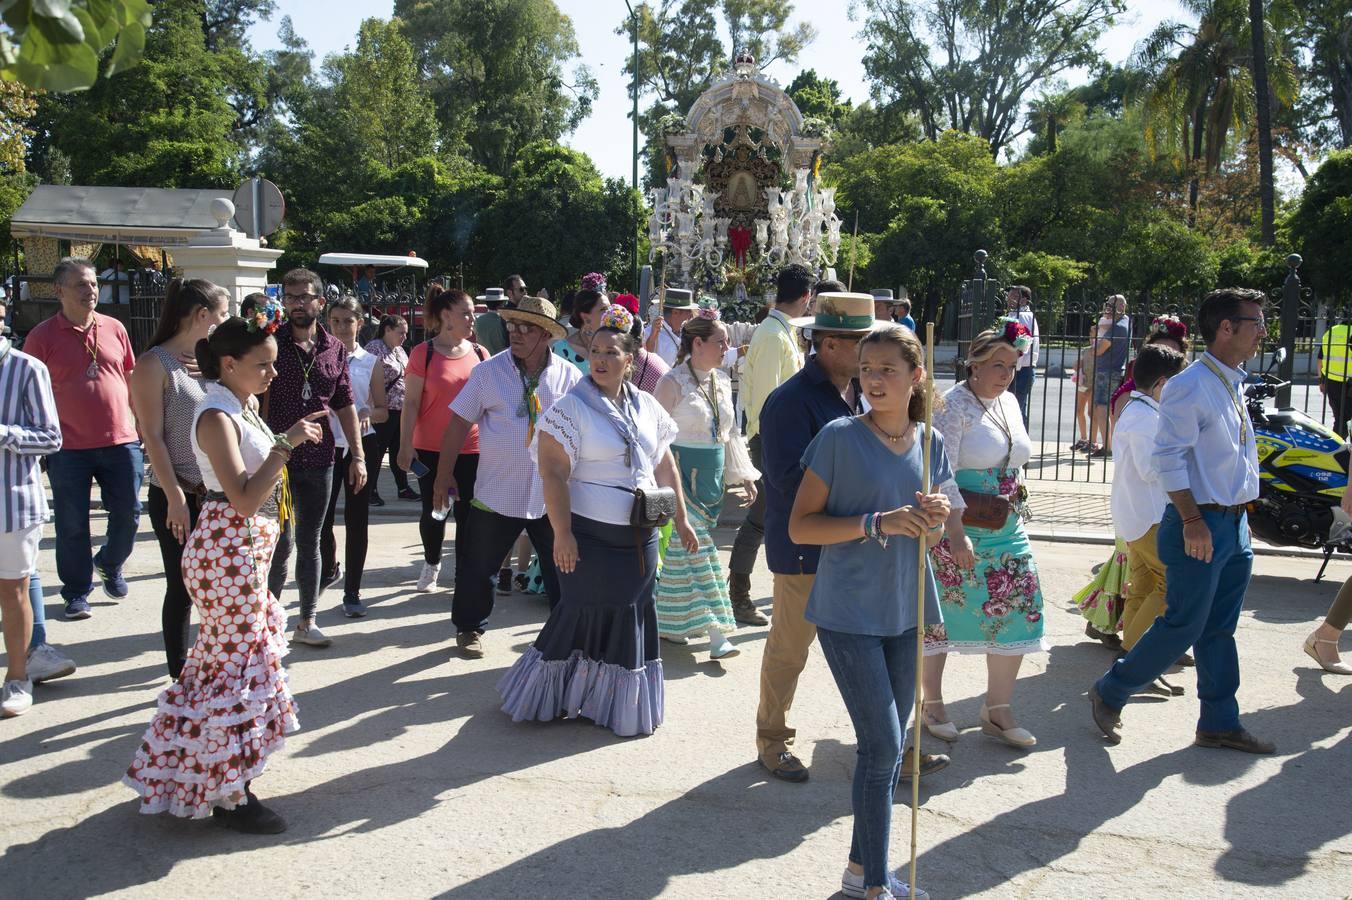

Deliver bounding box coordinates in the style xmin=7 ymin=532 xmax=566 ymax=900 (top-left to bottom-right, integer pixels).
xmin=0 ymin=339 xmax=63 ymax=532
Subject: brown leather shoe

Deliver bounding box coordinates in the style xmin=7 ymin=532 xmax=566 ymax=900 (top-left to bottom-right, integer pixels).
xmin=1194 ymin=728 xmax=1274 ymax=754
xmin=761 ymin=750 xmax=809 ymax=783
xmin=456 ymin=631 xmax=485 ymax=659
xmin=1089 ymin=684 xmax=1122 ymax=744
xmin=898 ymin=748 xmax=950 ymax=780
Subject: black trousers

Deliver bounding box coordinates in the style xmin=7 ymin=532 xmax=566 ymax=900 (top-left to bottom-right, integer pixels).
xmin=320 ymin=437 xmax=376 ymax=599
xmin=452 ymin=504 xmax=559 ymax=635
xmin=729 ymin=434 xmax=765 ymax=576
xmin=369 ymin=410 xmax=411 ymax=494
xmin=415 ymin=449 xmax=479 ymax=566
xmin=1326 ymin=379 xmax=1352 ymax=439
xmin=146 ymin=484 xmax=201 ymax=680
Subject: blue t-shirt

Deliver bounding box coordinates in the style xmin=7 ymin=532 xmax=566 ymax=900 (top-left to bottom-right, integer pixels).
xmin=1103 ymin=317 xmax=1131 ymax=374
xmin=899 ymin=315 xmax=917 ymax=331
xmin=800 ymin=417 xmax=950 ymax=636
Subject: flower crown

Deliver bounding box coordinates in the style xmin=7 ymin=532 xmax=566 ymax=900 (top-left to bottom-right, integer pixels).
xmin=580 ymin=272 xmax=607 ymax=293
xmin=1149 ymin=314 xmax=1188 ymax=341
xmin=695 ymin=296 xmax=721 ymax=321
xmin=599 ymin=304 xmax=634 ymax=334
xmin=246 ymin=301 xmax=285 ymax=335
xmin=994 ymin=316 xmax=1033 ymax=354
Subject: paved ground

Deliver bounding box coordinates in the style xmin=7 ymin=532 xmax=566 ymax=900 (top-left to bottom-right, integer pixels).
xmin=3 ymin=512 xmax=1350 ymax=899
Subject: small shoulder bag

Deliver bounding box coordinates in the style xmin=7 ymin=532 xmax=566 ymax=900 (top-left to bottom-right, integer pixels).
xmin=578 ymin=379 xmax=677 ymax=528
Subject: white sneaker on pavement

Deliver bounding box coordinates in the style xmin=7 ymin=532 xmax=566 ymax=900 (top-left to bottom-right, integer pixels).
xmin=416 ymin=562 xmax=441 ymax=592
xmin=26 ymin=644 xmax=76 ymax=683
xmin=2 ymin=679 xmax=34 ymax=717
xmin=841 ymin=867 xmax=928 ymax=900
xmin=292 ymin=624 xmax=332 ymax=647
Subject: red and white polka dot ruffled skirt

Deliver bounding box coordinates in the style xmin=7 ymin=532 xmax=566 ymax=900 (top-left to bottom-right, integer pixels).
xmin=123 ymin=502 xmax=299 ymax=818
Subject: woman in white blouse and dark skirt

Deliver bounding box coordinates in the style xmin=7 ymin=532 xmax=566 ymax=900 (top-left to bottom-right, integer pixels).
xmin=652 ymin=311 xmax=759 ymax=660
xmin=498 ymin=323 xmax=698 ymax=737
xmin=924 ymin=323 xmax=1048 ymax=750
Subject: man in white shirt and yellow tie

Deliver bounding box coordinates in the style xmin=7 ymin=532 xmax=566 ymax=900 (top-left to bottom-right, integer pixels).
xmin=1091 ymin=288 xmax=1274 ymax=754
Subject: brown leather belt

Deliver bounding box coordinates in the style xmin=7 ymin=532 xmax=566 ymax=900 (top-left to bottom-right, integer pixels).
xmin=1197 ymin=503 xmax=1246 ymax=516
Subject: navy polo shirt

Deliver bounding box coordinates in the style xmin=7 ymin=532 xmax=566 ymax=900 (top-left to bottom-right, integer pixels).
xmin=759 ymin=354 xmax=860 ymax=576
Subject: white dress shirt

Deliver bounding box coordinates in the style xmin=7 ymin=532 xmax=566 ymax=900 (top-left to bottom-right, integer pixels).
xmin=1153 ymin=352 xmax=1260 ymax=506
xmin=1110 ymin=392 xmax=1168 ymax=542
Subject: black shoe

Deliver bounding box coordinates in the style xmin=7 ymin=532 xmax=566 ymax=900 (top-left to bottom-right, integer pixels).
xmin=321 ymin=564 xmax=342 ymax=594
xmin=1195 ymin=728 xmax=1274 ymax=754
xmin=342 ymin=594 xmax=367 ymax=618
xmin=212 ymin=797 xmax=287 ymax=834
xmin=496 ymin=568 xmax=513 ymax=595
xmin=369 ymin=492 xmax=386 ymax=507
xmin=398 ymin=487 xmax=421 ymax=501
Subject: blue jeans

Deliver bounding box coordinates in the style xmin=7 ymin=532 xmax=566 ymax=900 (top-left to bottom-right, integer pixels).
xmin=268 ymin=465 xmax=334 ymax=621
xmin=1013 ymin=366 xmax=1035 ymax=426
xmin=46 ymin=443 xmax=144 ymax=602
xmin=817 ymin=627 xmax=918 ymax=891
xmin=28 ymin=572 xmax=45 ymax=648
xmin=1096 ymin=505 xmax=1253 ymax=732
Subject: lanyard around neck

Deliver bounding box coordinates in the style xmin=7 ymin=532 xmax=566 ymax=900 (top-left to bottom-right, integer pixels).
xmin=688 ymin=361 xmax=720 ymax=441
xmin=1200 ymin=355 xmax=1248 ymax=448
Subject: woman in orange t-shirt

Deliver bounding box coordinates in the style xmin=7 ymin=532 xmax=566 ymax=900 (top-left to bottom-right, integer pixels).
xmin=398 ymin=286 xmax=485 ymax=592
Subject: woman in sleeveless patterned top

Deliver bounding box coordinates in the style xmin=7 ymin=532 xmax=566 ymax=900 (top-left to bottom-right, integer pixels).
xmin=124 ymin=312 xmax=325 ymax=834
xmin=129 ymin=279 xmax=230 ymax=679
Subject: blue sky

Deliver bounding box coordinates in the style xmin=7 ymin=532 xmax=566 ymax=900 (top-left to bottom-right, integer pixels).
xmin=251 ymin=0 xmax=1191 ymax=182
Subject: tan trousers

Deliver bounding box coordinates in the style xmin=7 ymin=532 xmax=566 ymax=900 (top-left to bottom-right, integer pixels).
xmin=1123 ymin=525 xmax=1167 ymax=651
xmin=755 ymin=573 xmax=817 ymax=767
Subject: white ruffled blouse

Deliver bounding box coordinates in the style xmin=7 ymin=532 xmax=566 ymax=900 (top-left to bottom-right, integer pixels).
xmin=655 ymin=363 xmax=760 ymax=485
xmin=934 ymin=384 xmax=1033 ymax=471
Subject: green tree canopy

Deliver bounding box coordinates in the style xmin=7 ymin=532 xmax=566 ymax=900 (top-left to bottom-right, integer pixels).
xmin=1288 ymin=148 xmax=1352 ymax=301
xmin=1 ymin=0 xmax=151 ymax=91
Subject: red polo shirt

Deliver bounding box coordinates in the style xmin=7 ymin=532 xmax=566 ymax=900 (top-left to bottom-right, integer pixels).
xmin=23 ymin=311 xmax=138 ymax=450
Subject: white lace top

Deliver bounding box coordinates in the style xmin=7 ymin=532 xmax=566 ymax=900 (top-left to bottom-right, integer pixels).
xmin=534 ymin=388 xmax=679 ymax=526
xmin=934 ymin=384 xmax=1032 ymax=470
xmin=655 ymin=363 xmax=759 ymax=484
xmin=191 ymin=382 xmax=276 ymax=494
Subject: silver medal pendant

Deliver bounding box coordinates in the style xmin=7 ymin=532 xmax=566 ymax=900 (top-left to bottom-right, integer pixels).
xmin=86 ymin=362 xmax=98 ymax=379
xmin=302 ymin=382 xmax=313 ymax=401
xmin=516 ymin=401 xmax=528 ymax=417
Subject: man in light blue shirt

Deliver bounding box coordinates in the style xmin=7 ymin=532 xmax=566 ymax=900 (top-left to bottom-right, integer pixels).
xmin=1091 ymin=288 xmax=1273 ymax=754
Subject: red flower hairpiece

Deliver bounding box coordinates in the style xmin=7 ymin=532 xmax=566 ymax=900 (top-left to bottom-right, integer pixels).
xmin=613 ymin=293 xmax=639 ymax=314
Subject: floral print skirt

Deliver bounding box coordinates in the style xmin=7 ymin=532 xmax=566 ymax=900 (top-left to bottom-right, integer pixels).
xmin=1073 ymin=538 xmax=1129 ymax=634
xmin=926 ymin=467 xmax=1048 ymax=656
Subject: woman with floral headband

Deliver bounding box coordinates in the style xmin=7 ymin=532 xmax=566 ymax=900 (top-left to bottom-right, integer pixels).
xmin=552 ymin=272 xmax=611 ymax=372
xmin=924 ymin=320 xmax=1047 ymax=750
xmin=1075 ymin=315 xmax=1192 ymax=649
xmin=652 ymin=310 xmax=760 ymax=660
xmin=124 ymin=307 xmax=327 ymax=833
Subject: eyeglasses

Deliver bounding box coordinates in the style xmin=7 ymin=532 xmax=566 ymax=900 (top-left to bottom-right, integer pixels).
xmin=1230 ymin=316 xmax=1267 ymax=328
xmin=505 ymin=321 xmax=542 ymax=334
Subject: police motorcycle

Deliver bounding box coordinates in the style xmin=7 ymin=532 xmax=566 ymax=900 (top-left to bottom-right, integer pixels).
xmin=1244 ymin=347 xmax=1352 ymax=581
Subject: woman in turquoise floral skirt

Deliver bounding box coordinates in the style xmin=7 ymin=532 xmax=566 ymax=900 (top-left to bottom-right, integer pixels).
xmin=924 ymin=324 xmax=1048 ymax=751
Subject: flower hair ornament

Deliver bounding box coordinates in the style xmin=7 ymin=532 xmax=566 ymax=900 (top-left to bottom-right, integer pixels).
xmin=580 ymin=272 xmax=607 ymax=293
xmin=613 ymin=292 xmax=640 ymax=314
xmin=246 ymin=301 xmax=286 ymax=335
xmin=695 ymin=296 xmax=721 ymax=321
xmin=994 ymin=316 xmax=1033 ymax=354
xmin=599 ymin=304 xmax=634 ymax=334
xmin=1149 ymin=314 xmax=1188 ymax=342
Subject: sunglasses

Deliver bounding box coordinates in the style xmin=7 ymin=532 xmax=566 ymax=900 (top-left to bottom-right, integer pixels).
xmin=506 ymin=321 xmax=544 ymax=335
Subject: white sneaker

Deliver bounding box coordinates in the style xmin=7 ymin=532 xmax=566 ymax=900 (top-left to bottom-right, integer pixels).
xmin=26 ymin=644 xmax=76 ymax=683
xmin=292 ymin=624 xmax=332 ymax=647
xmin=2 ymin=679 xmax=34 ymax=717
xmin=416 ymin=562 xmax=441 ymax=592
xmin=841 ymin=867 xmax=928 ymax=900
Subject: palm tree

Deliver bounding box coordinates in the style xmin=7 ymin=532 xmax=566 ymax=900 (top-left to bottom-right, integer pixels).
xmin=1134 ymin=0 xmax=1296 ymax=224
xmin=1026 ymin=91 xmax=1085 ymax=154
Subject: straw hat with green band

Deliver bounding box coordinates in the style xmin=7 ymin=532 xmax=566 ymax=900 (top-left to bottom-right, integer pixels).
xmin=789 ymin=292 xmax=881 ymax=334
xmin=661 ymin=288 xmax=698 ymax=311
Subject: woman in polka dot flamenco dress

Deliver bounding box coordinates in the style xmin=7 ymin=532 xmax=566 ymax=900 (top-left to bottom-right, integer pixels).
xmin=124 ymin=307 xmax=326 ymax=834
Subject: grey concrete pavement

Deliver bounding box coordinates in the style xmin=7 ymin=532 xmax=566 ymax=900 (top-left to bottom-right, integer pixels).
xmin=2 ymin=514 xmax=1350 ymax=898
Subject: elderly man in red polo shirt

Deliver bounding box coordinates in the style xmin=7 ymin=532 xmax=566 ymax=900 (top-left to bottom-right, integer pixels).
xmin=24 ymin=258 xmax=143 ymax=621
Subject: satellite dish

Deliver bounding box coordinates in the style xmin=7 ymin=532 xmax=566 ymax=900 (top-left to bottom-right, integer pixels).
xmin=232 ymin=177 xmax=285 ymax=239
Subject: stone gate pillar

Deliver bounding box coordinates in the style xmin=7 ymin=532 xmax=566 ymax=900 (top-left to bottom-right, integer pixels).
xmin=171 ymin=199 xmax=283 ymax=314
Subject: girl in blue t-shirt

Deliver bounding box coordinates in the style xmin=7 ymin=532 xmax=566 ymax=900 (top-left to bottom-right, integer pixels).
xmin=789 ymin=324 xmax=955 ymax=900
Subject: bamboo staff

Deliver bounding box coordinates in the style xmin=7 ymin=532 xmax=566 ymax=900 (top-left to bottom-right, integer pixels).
xmin=846 ymin=210 xmax=860 ymax=291
xmin=910 ymin=320 xmax=936 ymax=898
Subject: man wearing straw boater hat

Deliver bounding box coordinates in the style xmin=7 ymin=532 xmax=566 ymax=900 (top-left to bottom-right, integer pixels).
xmin=432 ymin=294 xmax=581 ymax=659
xmin=474 ymin=286 xmax=511 ymax=356
xmin=755 ymin=292 xmax=948 ymax=784
xmin=642 ymin=288 xmax=698 ymax=366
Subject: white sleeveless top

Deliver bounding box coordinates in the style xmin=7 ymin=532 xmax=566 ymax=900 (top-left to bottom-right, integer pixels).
xmin=192 ymin=382 xmax=275 ymax=493
xmin=330 ymin=345 xmax=377 ymax=450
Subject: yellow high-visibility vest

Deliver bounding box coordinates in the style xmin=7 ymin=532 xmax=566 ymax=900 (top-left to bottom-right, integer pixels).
xmin=1322 ymin=324 xmax=1352 ymax=382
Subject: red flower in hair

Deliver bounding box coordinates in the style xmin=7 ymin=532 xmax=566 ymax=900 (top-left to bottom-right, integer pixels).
xmin=613 ymin=293 xmax=639 ymax=314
